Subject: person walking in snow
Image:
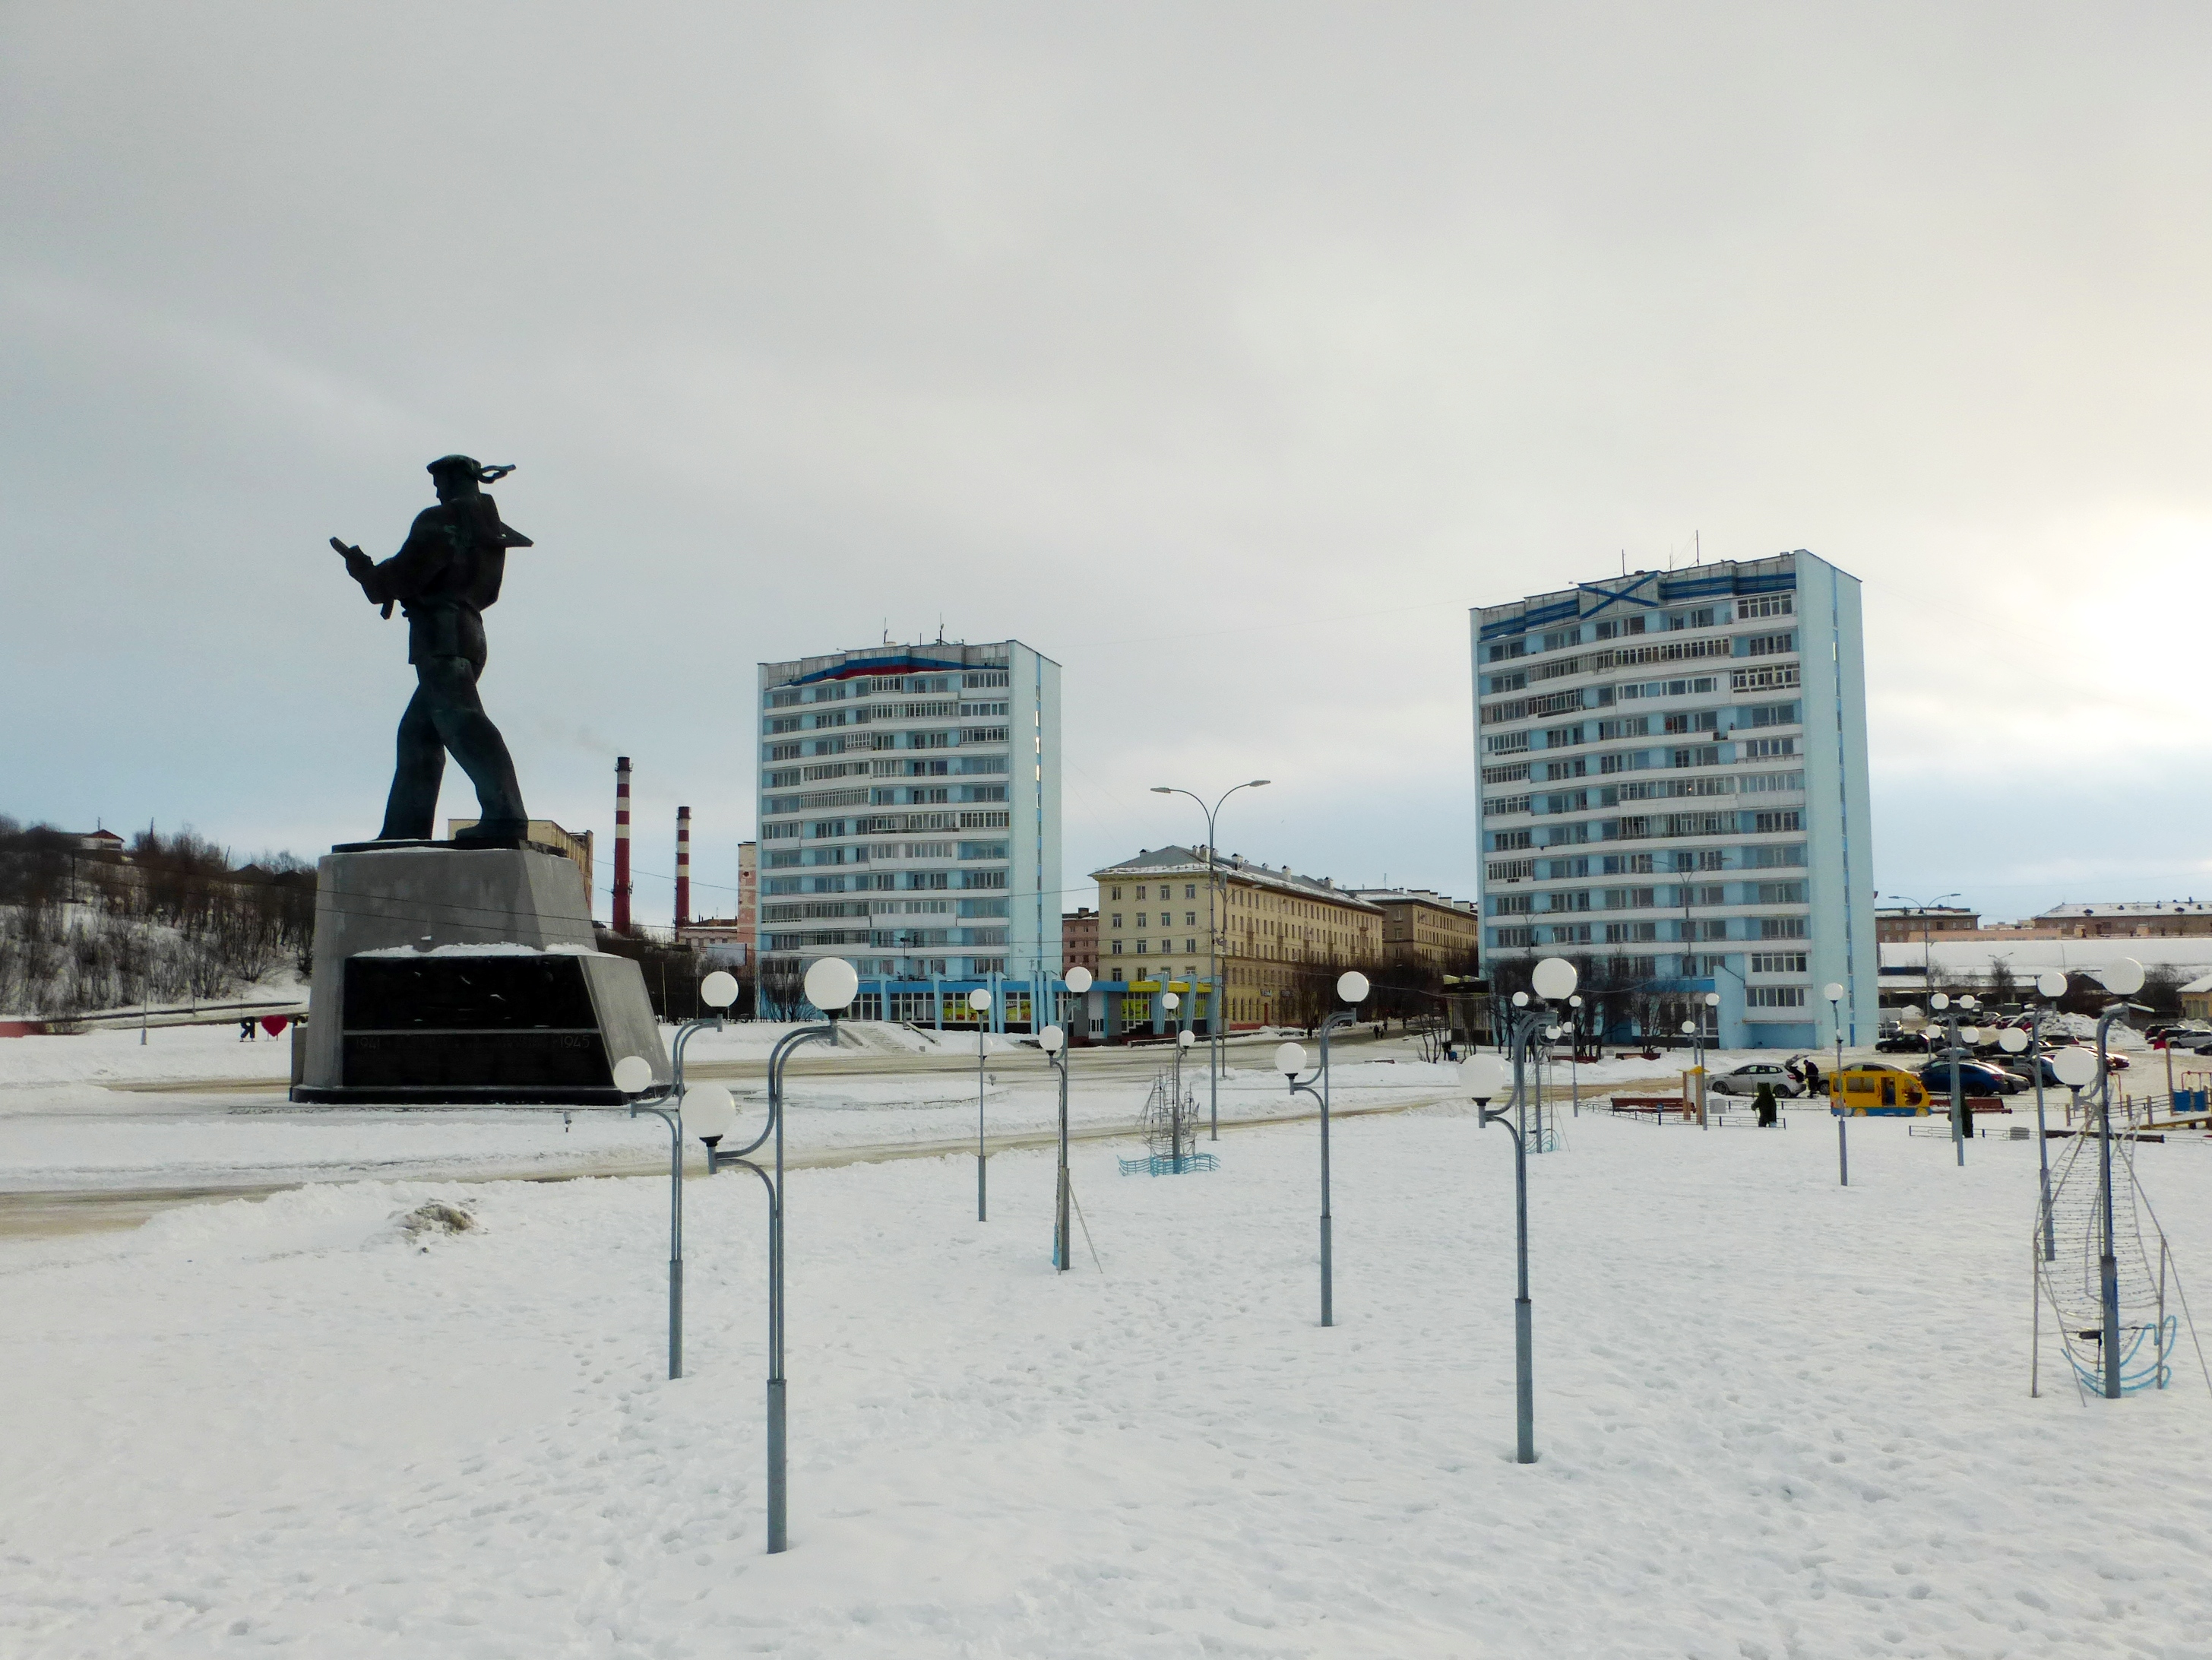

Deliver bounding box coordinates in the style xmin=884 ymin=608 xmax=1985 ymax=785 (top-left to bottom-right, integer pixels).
xmin=1755 ymin=1081 xmax=1779 ymax=1127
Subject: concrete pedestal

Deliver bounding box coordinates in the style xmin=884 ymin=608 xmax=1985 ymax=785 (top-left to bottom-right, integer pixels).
xmin=292 ymin=844 xmax=669 ymax=1104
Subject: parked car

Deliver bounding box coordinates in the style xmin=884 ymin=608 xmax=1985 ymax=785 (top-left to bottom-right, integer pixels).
xmin=1918 ymin=1060 xmax=2029 ymax=1097
xmin=1876 ymin=1030 xmax=1932 ymax=1053
xmin=1710 ymin=1062 xmax=1805 ymax=1098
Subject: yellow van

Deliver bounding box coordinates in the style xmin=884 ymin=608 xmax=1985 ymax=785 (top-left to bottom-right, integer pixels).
xmin=1831 ymin=1065 xmax=1931 ymax=1117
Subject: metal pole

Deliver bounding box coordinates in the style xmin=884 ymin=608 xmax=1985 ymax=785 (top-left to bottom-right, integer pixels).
xmin=977 ymin=1016 xmax=987 ymax=1221
xmin=1319 ymin=1015 xmax=1334 ymax=1327
xmin=1207 ymin=809 xmax=1220 ymax=1142
xmin=1831 ymin=996 xmax=1847 ymax=1186
xmin=1481 ymin=1003 xmax=1540 ymax=1465
xmin=669 ymin=1113 xmax=684 ymax=1377
xmin=1947 ymin=1014 xmax=1965 ymax=1166
xmin=1512 ymin=1108 xmax=1533 ymax=1464
xmin=2096 ymin=1012 xmax=2122 ymax=1399
xmin=1055 ymin=1046 xmax=1071 ymax=1271
xmin=2033 ymin=1007 xmax=2055 ymax=1262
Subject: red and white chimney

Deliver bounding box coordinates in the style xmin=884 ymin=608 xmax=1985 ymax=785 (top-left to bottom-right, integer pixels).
xmin=675 ymin=806 xmax=691 ymax=930
xmin=612 ymin=756 xmax=633 ymax=934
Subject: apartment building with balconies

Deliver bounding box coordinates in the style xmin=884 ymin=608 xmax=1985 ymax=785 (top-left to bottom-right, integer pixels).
xmin=1471 ymin=550 xmax=1874 ymax=1049
xmin=755 ymin=640 xmax=1062 ymax=1018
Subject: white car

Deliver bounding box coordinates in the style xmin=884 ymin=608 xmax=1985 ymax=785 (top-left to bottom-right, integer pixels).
xmin=1709 ymin=1062 xmax=1805 ymax=1098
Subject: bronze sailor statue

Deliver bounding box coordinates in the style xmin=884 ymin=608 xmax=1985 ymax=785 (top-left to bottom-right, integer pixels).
xmin=331 ymin=456 xmax=534 ymax=843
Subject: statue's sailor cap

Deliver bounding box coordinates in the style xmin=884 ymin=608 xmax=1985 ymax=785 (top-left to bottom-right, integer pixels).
xmin=426 ymin=455 xmax=517 ymax=484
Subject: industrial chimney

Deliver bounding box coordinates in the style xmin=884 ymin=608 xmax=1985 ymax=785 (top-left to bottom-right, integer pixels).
xmin=613 ymin=756 xmax=633 ymax=934
xmin=675 ymin=806 xmax=691 ymax=930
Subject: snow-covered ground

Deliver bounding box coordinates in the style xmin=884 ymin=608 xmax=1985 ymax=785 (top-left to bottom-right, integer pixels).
xmin=7 ymin=1097 xmax=2212 ymax=1657
xmin=0 ymin=1022 xmax=1479 ymax=1193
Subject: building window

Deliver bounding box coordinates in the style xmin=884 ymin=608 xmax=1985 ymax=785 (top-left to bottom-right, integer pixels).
xmin=1742 ymin=736 xmax=1795 ymax=759
xmin=1112 ymin=941 xmax=1123 ymax=954
xmin=1749 ymin=952 xmax=1809 ymax=974
xmin=1747 ymin=986 xmax=1808 ymax=1008
xmin=1758 ymin=916 xmax=1809 ymax=939
xmin=1136 ymin=940 xmax=1148 ymax=954
xmin=1737 ymin=594 xmax=1794 ymax=619
xmin=1743 ymin=631 xmax=1795 ymax=657
xmin=1755 ymin=881 xmax=1808 ymax=904
xmin=1185 ymin=885 xmax=1197 ymax=899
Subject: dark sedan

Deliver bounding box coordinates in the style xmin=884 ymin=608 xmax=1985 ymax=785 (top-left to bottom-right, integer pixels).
xmin=1919 ymin=1060 xmax=2030 ymax=1097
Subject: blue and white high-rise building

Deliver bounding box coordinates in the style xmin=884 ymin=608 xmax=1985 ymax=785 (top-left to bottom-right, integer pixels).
xmin=755 ymin=639 xmax=1062 ymax=1027
xmin=1472 ymin=550 xmax=1874 ymax=1049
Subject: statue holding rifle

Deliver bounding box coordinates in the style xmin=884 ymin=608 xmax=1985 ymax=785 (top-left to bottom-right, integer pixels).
xmin=330 ymin=456 xmax=535 ymax=843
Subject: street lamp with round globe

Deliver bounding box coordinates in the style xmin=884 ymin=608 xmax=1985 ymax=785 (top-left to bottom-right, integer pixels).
xmin=1275 ymin=1041 xmax=1308 ymax=1077
xmin=2099 ymin=956 xmax=2147 ymax=996
xmin=1461 ymin=1052 xmax=1510 ymax=1102
xmin=613 ymin=1054 xmax=654 ymax=1095
xmin=1337 ymin=971 xmax=1369 ymax=1005
xmin=701 ymin=971 xmax=739 ymax=1010
xmin=1040 ymin=1025 xmax=1065 ymax=1054
xmin=803 ymin=957 xmax=858 ymax=1014
xmin=1999 ymin=1027 xmax=2029 ymax=1054
xmin=1530 ymin=958 xmax=1578 ymax=1001
xmin=2036 ymin=971 xmax=2068 ymax=999
xmin=2052 ymin=1047 xmax=2099 ymax=1088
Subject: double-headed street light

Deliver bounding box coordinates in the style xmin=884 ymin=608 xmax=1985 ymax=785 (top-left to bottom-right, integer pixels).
xmin=1151 ymin=779 xmax=1272 ymax=1142
xmin=1038 ymin=966 xmax=1095 ymax=1272
xmin=2003 ymin=970 xmax=2073 ymax=1260
xmin=970 ymin=986 xmax=993 ymax=1221
xmin=1274 ymin=969 xmax=1371 ymax=1327
xmin=1479 ymin=953 xmax=1579 ymax=1464
xmin=617 ymin=968 xmax=742 ymax=1380
xmin=1824 ymin=981 xmax=1848 ymax=1184
xmin=709 ymin=955 xmax=858 ymax=1554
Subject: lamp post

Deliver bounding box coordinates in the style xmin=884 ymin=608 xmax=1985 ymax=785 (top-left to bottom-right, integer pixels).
xmin=1927 ymin=991 xmax=1983 ymax=1166
xmin=1039 ymin=966 xmax=1093 ymax=1271
xmin=1176 ymin=1027 xmax=1195 ymax=1166
xmin=1274 ymin=969 xmax=1371 ymax=1327
xmin=1483 ymin=954 xmax=1578 ymax=1463
xmin=1568 ymin=994 xmax=1583 ymax=1116
xmin=1824 ymin=981 xmax=1847 ymax=1185
xmin=2086 ymin=956 xmax=2147 ymax=1399
xmin=970 ymin=987 xmax=993 ymax=1220
xmin=1151 ymin=780 xmax=1272 ymax=1142
xmin=617 ymin=970 xmax=742 ymax=1381
xmin=2011 ymin=969 xmax=2071 ymax=1261
xmin=707 ymin=955 xmax=858 ymax=1554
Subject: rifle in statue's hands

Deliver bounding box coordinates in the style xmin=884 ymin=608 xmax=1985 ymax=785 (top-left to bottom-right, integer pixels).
xmin=330 ymin=537 xmax=393 ymax=618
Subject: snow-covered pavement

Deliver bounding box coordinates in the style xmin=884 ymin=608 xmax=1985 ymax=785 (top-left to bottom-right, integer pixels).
xmin=7 ymin=1095 xmax=2212 ymax=1656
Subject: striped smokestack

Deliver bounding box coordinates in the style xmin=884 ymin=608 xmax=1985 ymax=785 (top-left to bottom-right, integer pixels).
xmin=613 ymin=756 xmax=633 ymax=934
xmin=675 ymin=806 xmax=691 ymax=929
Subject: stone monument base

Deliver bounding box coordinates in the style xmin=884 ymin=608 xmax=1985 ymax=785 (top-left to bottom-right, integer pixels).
xmin=292 ymin=844 xmax=669 ymax=1105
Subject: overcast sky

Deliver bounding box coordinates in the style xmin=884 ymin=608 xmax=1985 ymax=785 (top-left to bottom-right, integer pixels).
xmin=7 ymin=4 xmax=2211 ymax=925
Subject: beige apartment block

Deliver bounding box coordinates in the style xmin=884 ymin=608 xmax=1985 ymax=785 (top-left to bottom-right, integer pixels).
xmin=1348 ymin=886 xmax=1483 ymax=973
xmin=1090 ymin=846 xmax=1384 ymax=1028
